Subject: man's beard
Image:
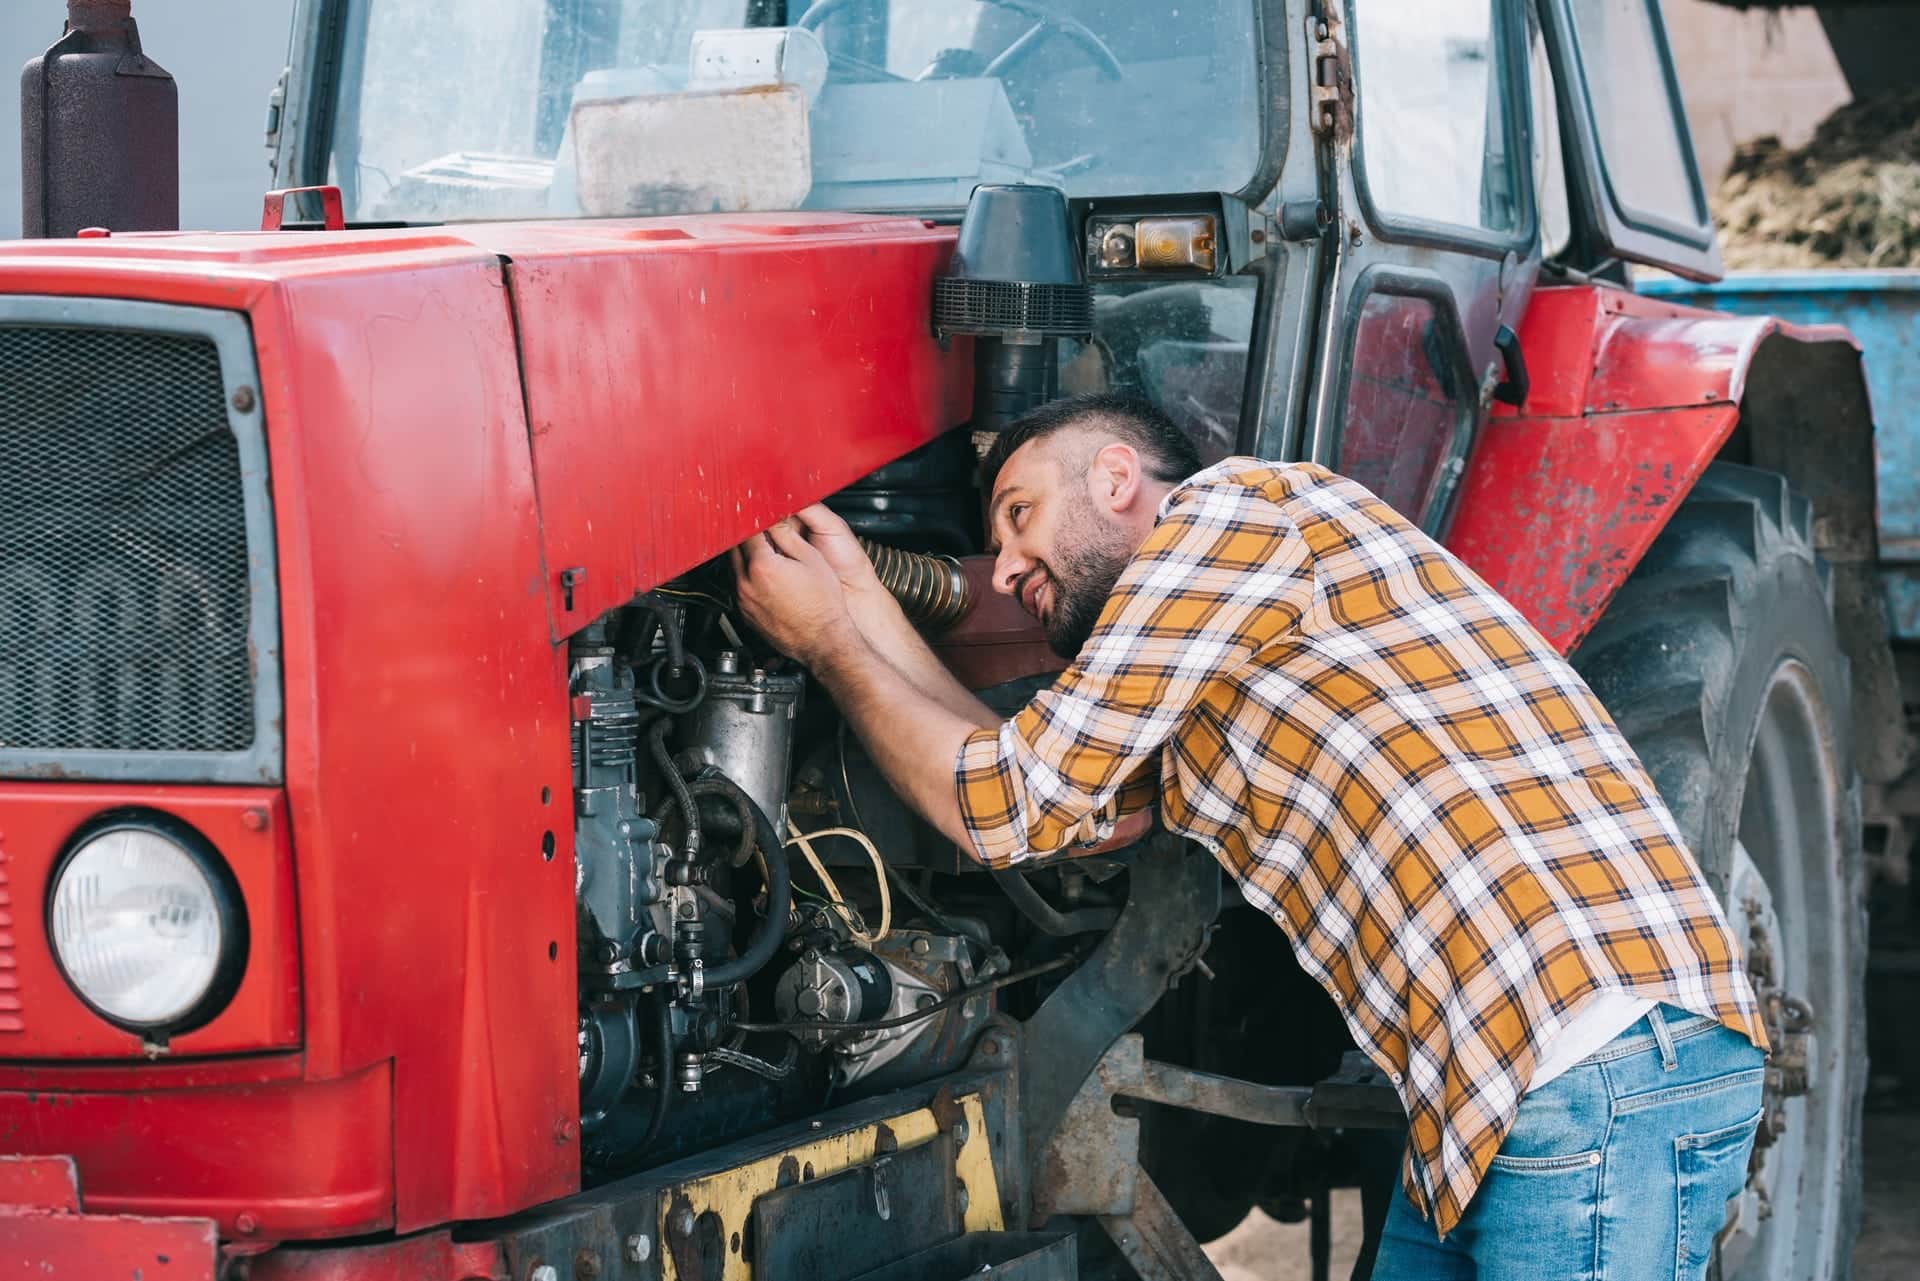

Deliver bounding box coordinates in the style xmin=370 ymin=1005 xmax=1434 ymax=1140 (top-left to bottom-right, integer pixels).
xmin=1035 ymin=491 xmax=1135 ymax=659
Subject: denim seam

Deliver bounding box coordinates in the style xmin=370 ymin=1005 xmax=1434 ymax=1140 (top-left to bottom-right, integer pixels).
xmin=1613 ymin=1067 xmax=1767 ymax=1116
xmin=1596 ymin=1058 xmax=1618 ymax=1281
xmin=1673 ymin=1131 xmax=1688 ymax=1276
xmin=1579 ymin=1015 xmax=1722 ymax=1066
xmin=1489 ymin=1147 xmax=1603 ymax=1172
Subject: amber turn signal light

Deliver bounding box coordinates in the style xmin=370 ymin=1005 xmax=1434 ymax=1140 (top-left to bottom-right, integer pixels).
xmin=1090 ymin=214 xmax=1218 ymax=274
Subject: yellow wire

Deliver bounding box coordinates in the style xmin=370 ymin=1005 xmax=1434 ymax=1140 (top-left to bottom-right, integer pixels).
xmin=784 ymin=820 xmax=892 ymax=946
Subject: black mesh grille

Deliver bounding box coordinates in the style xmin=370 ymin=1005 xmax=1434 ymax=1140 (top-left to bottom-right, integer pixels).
xmin=933 ymin=278 xmax=1093 ymax=338
xmin=0 ymin=327 xmax=254 ymax=754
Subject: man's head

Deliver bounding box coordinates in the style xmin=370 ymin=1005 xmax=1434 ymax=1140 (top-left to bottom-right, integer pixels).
xmin=980 ymin=394 xmax=1203 ymax=659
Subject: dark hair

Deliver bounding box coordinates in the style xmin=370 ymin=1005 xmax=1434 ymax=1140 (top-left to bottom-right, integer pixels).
xmin=979 ymin=393 xmax=1204 ymax=494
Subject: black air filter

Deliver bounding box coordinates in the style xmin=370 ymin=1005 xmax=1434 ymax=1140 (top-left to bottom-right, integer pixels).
xmin=933 ymin=185 xmax=1091 ymax=434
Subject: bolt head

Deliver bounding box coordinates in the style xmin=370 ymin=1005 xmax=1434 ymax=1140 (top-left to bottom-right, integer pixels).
xmin=625 ymin=1234 xmax=652 ymax=1263
xmin=670 ymin=1205 xmax=697 ymax=1237
xmin=530 ymin=1267 xmax=558 ymax=1281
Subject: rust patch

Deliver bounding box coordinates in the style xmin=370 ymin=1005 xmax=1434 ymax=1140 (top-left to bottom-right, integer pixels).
xmin=873 ymin=1122 xmax=899 ymax=1155
xmin=775 ymin=1154 xmax=800 ymax=1188
xmin=665 ymin=1192 xmax=704 ymax=1281
xmin=928 ymin=1085 xmax=966 ymax=1137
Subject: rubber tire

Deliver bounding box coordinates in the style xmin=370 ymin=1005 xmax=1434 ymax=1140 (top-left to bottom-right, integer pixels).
xmin=1571 ymin=461 xmax=1867 ymax=1280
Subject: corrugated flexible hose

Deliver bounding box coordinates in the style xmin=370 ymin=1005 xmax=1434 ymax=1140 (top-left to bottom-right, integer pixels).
xmin=859 ymin=537 xmax=974 ymax=631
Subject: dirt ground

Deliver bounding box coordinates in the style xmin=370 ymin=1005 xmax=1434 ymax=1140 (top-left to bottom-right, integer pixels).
xmin=1202 ymin=1106 xmax=1920 ymax=1280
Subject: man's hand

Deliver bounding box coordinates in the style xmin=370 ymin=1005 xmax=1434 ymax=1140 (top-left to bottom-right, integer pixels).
xmin=732 ymin=518 xmax=865 ymax=667
xmin=787 ymin=505 xmax=915 ymax=646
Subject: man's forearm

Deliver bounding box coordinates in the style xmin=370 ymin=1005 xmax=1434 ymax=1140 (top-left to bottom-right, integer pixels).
xmin=854 ymin=591 xmax=1001 ymax=731
xmin=811 ymin=632 xmax=978 ymax=849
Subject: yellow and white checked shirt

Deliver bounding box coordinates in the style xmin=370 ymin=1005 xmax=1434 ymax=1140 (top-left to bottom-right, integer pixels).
xmin=956 ymin=459 xmax=1765 ymax=1234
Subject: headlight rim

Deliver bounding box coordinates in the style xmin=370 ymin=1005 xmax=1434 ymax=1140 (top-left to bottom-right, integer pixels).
xmin=44 ymin=808 xmax=251 ymax=1038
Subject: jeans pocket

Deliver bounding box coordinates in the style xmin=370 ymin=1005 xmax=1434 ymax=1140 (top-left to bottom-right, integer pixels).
xmin=1489 ymin=1147 xmax=1603 ymax=1174
xmin=1674 ymin=1109 xmax=1761 ymax=1275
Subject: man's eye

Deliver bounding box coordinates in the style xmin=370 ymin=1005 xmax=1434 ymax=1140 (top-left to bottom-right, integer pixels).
xmin=1009 ymin=504 xmax=1029 ymax=527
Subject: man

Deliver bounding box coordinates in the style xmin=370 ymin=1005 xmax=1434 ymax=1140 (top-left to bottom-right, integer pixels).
xmin=733 ymin=394 xmax=1767 ymax=1278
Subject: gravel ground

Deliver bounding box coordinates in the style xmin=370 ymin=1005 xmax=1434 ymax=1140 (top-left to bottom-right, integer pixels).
xmin=1203 ymin=1107 xmax=1920 ymax=1280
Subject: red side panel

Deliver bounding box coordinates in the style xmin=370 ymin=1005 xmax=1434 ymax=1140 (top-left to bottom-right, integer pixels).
xmin=474 ymin=215 xmax=974 ymax=631
xmin=1444 ymin=285 xmax=1856 ymax=653
xmin=254 ymin=255 xmax=579 ymax=1233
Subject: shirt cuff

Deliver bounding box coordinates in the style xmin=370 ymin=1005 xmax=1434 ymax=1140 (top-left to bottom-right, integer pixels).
xmin=954 ymin=724 xmax=1118 ymax=869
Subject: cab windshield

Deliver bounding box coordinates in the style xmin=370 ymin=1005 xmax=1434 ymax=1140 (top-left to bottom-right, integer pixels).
xmin=330 ymin=0 xmax=1264 ymax=222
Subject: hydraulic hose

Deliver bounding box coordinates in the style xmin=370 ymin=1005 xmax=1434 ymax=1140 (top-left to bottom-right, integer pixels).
xmin=638 ymin=990 xmax=674 ymax=1151
xmin=992 ymin=867 xmax=1120 ymax=937
xmin=860 ymin=537 xmax=973 ymax=631
xmin=648 ymin=719 xmax=700 ymax=859
xmin=700 ymin=780 xmax=791 ymax=989
xmin=630 ymin=774 xmax=790 ymax=992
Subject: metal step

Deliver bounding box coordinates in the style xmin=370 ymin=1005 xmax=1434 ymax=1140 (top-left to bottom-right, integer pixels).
xmin=847 ymin=1232 xmax=1078 ymax=1281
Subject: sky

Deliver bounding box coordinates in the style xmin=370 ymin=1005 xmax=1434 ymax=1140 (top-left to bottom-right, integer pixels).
xmin=0 ymin=0 xmax=296 ymax=238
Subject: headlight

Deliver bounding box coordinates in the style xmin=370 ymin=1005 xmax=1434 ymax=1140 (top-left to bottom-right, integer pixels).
xmin=47 ymin=814 xmax=248 ymax=1035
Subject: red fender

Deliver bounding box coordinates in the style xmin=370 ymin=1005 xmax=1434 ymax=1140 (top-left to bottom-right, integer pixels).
xmin=1443 ymin=285 xmax=1858 ymax=653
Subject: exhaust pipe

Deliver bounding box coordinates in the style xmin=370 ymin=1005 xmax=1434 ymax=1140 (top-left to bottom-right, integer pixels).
xmin=21 ymin=0 xmax=178 ymax=238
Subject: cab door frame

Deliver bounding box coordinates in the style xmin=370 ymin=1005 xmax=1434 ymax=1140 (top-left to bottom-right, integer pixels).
xmin=1263 ymin=0 xmax=1543 ymax=533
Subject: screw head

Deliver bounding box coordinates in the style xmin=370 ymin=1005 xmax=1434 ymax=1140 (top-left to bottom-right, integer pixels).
xmin=952 ymin=1120 xmax=970 ymax=1146
xmin=235 ymin=1212 xmax=259 ymax=1235
xmin=670 ymin=1205 xmax=697 ymax=1237
xmin=231 ymin=386 xmax=257 ymax=414
xmin=625 ymin=1234 xmax=652 ymax=1263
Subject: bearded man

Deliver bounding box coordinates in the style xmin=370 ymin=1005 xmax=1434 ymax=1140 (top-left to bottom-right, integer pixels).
xmin=732 ymin=393 xmax=1767 ymax=1279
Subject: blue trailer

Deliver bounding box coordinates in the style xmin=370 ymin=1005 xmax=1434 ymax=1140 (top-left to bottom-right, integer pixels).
xmin=1643 ymin=271 xmax=1920 ymax=1096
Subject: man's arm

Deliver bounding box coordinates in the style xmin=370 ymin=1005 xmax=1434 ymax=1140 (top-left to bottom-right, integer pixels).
xmin=811 ymin=632 xmax=979 ymax=846
xmin=788 ymin=506 xmax=999 ymax=731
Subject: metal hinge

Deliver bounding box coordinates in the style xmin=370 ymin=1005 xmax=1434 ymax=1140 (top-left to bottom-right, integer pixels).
xmin=1305 ymin=13 xmax=1353 ymax=140
xmin=263 ymin=65 xmax=290 ymax=171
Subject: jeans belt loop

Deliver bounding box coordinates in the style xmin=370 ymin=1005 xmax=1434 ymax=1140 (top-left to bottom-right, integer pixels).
xmin=1648 ymin=1004 xmax=1679 ymax=1072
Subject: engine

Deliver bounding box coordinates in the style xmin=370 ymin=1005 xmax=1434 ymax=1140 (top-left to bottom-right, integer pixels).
xmin=564 ymin=568 xmax=1106 ymax=1176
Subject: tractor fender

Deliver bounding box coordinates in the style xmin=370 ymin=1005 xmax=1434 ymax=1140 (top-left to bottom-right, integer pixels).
xmin=1444 ymin=283 xmax=1866 ymax=650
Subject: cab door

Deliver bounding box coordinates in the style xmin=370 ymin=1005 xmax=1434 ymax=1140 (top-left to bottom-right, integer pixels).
xmin=1287 ymin=0 xmax=1542 ymax=533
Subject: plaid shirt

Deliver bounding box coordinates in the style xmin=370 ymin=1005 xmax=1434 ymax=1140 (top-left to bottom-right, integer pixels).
xmin=956 ymin=459 xmax=1765 ymax=1234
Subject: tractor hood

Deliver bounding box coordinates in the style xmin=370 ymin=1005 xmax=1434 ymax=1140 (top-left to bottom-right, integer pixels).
xmin=0 ymin=211 xmax=972 ymax=1236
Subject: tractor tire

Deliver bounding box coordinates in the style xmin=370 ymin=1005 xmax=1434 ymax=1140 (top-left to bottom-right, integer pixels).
xmin=1572 ymin=461 xmax=1867 ymax=1281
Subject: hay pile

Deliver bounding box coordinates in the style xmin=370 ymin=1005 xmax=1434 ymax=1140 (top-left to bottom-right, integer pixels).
xmin=1715 ymin=91 xmax=1920 ymax=270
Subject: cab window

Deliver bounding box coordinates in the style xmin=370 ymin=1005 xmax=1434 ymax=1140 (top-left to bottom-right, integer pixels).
xmin=1354 ymin=0 xmax=1522 ymax=234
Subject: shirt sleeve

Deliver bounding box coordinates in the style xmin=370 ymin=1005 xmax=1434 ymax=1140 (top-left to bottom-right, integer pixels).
xmin=954 ymin=484 xmax=1311 ymax=868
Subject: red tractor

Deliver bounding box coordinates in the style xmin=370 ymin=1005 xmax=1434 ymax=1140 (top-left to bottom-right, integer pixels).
xmin=0 ymin=0 xmax=1893 ymax=1278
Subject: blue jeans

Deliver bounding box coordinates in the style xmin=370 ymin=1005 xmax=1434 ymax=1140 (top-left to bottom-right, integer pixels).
xmin=1373 ymin=1004 xmax=1766 ymax=1281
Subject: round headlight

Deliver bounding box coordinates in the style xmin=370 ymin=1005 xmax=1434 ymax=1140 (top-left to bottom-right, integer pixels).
xmin=47 ymin=815 xmax=247 ymax=1034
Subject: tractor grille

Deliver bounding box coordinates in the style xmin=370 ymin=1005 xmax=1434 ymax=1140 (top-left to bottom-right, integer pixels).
xmin=0 ymin=323 xmax=258 ymax=764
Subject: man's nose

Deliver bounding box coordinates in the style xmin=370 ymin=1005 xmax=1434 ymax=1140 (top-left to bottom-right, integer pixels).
xmin=991 ymin=546 xmax=1031 ymax=597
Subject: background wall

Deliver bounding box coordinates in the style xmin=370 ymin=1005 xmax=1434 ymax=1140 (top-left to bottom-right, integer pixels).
xmin=1660 ymin=0 xmax=1850 ymax=185
xmin=0 ymin=0 xmax=296 ymax=238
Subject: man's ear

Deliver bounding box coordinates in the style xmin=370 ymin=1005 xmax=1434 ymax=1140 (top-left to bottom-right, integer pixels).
xmin=1089 ymin=441 xmax=1144 ymax=516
